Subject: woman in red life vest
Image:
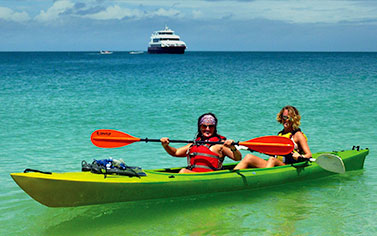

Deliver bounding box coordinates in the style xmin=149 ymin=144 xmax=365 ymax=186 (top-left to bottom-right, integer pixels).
xmin=160 ymin=113 xmax=242 ymax=173
xmin=234 ymin=105 xmax=312 ymax=169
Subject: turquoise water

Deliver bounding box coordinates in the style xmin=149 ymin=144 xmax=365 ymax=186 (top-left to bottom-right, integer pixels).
xmin=1 ymin=52 xmax=376 ymax=235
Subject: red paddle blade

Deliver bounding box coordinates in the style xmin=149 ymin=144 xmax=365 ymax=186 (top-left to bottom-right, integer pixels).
xmin=239 ymin=136 xmax=294 ymax=155
xmin=91 ymin=129 xmax=141 ymax=148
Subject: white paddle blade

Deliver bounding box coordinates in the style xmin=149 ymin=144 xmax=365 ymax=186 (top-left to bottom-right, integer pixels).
xmin=312 ymin=153 xmax=345 ymax=174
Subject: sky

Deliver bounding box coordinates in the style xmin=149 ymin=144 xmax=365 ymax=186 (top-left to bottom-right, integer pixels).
xmin=1 ymin=0 xmax=377 ymax=51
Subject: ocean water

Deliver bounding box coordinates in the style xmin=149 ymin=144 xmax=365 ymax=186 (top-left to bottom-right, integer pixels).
xmin=1 ymin=51 xmax=376 ymax=235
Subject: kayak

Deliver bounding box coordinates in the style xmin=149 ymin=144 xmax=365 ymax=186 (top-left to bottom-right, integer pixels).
xmin=11 ymin=148 xmax=368 ymax=207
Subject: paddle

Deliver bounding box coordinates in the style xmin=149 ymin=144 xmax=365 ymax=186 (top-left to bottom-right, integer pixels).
xmin=309 ymin=153 xmax=345 ymax=174
xmin=91 ymin=129 xmax=294 ymax=155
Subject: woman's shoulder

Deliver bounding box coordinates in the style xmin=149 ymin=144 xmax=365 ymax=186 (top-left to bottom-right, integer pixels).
xmin=293 ymin=129 xmax=308 ymax=141
xmin=293 ymin=128 xmax=302 ymax=134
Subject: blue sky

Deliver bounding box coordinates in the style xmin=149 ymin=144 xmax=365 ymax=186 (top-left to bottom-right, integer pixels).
xmin=1 ymin=0 xmax=377 ymax=51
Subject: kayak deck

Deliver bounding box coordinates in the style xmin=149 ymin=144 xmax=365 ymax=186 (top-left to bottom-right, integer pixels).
xmin=11 ymin=148 xmax=368 ymax=207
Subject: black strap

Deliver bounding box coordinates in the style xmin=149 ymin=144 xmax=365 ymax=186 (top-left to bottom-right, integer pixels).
xmin=188 ymin=164 xmax=219 ymax=171
xmin=189 ymin=152 xmax=220 ymax=159
xmin=24 ymin=169 xmax=52 ymax=174
xmin=278 ymin=128 xmax=302 ymax=136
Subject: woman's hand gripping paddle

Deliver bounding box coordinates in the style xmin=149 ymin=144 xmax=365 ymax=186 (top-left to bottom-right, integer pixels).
xmin=91 ymin=129 xmax=294 ymax=156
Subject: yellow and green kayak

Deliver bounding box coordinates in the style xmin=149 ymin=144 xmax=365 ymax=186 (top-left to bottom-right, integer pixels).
xmin=11 ymin=148 xmax=368 ymax=207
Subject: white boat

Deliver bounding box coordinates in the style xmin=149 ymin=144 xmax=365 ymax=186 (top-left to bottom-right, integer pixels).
xmin=100 ymin=50 xmax=113 ymax=55
xmin=129 ymin=51 xmax=144 ymax=55
xmin=147 ymin=26 xmax=186 ymax=54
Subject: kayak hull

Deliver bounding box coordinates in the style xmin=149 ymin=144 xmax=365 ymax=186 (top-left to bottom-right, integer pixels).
xmin=11 ymin=149 xmax=369 ymax=207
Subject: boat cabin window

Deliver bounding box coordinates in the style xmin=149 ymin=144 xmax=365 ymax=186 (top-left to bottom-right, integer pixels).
xmin=153 ymin=39 xmax=159 ymax=42
xmin=158 ymin=38 xmax=179 ymax=41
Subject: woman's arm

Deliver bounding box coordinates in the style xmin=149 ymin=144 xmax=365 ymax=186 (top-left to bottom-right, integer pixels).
xmin=160 ymin=137 xmax=190 ymax=157
xmin=293 ymin=132 xmax=312 ymax=159
xmin=222 ymin=139 xmax=242 ymax=161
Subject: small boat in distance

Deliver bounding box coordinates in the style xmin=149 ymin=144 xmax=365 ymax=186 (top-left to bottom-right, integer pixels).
xmin=148 ymin=26 xmax=186 ymax=54
xmin=129 ymin=51 xmax=144 ymax=55
xmin=100 ymin=50 xmax=113 ymax=55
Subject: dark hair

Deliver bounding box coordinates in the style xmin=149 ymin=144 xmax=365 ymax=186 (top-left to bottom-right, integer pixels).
xmin=196 ymin=113 xmax=218 ymax=139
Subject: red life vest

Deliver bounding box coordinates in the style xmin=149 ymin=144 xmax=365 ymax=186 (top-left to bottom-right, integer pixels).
xmin=187 ymin=135 xmax=226 ymax=172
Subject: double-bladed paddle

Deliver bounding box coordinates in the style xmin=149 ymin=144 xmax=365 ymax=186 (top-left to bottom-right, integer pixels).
xmin=91 ymin=129 xmax=294 ymax=155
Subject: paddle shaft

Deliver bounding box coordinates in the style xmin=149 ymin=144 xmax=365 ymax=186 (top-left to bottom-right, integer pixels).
xmin=91 ymin=136 xmax=228 ymax=145
xmin=140 ymin=138 xmax=232 ymax=145
xmin=140 ymin=138 xmax=288 ymax=148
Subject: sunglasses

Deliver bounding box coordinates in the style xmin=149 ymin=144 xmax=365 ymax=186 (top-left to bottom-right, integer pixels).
xmin=282 ymin=115 xmax=291 ymax=121
xmin=201 ymin=124 xmax=215 ymax=129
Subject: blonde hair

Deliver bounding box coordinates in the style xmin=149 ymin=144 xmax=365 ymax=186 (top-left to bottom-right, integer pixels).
xmin=276 ymin=105 xmax=301 ymax=130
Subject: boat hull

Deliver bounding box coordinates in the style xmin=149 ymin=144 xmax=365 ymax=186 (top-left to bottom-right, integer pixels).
xmin=147 ymin=46 xmax=186 ymax=54
xmin=11 ymin=149 xmax=368 ymax=207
